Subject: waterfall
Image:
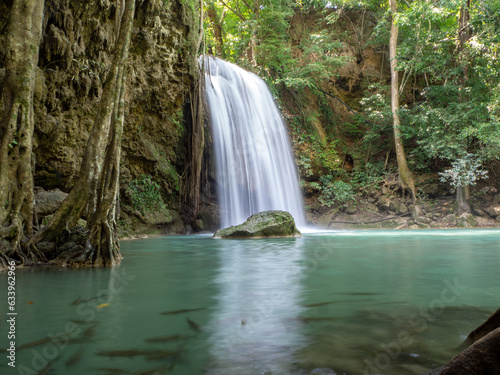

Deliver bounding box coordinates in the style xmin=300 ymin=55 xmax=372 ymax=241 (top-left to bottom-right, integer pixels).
xmin=202 ymin=56 xmax=305 ymax=228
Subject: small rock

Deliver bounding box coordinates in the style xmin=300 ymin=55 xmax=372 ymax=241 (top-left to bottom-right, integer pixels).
xmin=35 ymin=188 xmax=68 ymax=217
xmin=471 ymin=206 xmax=485 ymax=217
xmin=345 ymin=204 xmax=358 ymax=215
xmin=442 ymin=214 xmax=456 ymax=225
xmin=365 ymin=202 xmax=378 ymax=212
xmin=416 ymin=217 xmax=433 ymax=225
xmin=410 ymin=205 xmax=424 ymax=220
xmin=194 ymin=219 xmax=205 ymax=231
xmin=377 ymin=196 xmax=391 ymax=211
xmin=396 ymin=203 xmax=409 ymax=215
xmin=484 ymin=205 xmax=500 ymax=218
xmin=457 ymin=212 xmax=477 ymax=228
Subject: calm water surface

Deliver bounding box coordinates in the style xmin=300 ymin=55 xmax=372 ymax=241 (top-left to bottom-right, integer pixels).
xmin=1 ymin=230 xmax=500 ymax=375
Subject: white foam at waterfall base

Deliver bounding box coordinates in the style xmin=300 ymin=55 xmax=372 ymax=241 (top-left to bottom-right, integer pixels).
xmin=202 ymin=55 xmax=305 ymax=229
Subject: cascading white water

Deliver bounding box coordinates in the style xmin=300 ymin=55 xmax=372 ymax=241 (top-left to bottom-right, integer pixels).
xmin=202 ymin=55 xmax=305 ymax=228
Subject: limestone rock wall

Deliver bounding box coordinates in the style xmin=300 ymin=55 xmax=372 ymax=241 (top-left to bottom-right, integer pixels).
xmin=1 ymin=0 xmax=197 ymax=203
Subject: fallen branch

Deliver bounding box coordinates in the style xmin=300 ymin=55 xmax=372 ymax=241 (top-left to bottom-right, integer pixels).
xmin=331 ymin=212 xmax=411 ymax=224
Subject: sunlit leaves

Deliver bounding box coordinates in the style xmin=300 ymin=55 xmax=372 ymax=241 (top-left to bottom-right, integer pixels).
xmin=439 ymin=154 xmax=488 ymax=188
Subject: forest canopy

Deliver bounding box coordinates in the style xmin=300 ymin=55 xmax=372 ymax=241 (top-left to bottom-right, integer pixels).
xmin=203 ymin=0 xmax=500 ymax=173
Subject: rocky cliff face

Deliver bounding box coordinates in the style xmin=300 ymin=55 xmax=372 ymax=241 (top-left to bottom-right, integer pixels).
xmin=33 ymin=0 xmax=197 ymax=191
xmin=1 ymin=0 xmax=199 ymax=233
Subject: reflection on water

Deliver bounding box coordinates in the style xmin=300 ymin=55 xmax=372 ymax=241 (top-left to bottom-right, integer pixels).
xmin=206 ymin=238 xmax=306 ymax=374
xmin=0 ymin=230 xmax=499 ymax=374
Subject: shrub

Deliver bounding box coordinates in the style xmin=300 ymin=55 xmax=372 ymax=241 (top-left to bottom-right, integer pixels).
xmin=128 ymin=175 xmax=164 ymax=214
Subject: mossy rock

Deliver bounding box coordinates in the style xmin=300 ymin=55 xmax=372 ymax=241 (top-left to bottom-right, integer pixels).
xmin=213 ymin=210 xmax=301 ymax=239
xmin=143 ymin=207 xmax=177 ymax=225
xmin=457 ymin=212 xmax=477 ymax=228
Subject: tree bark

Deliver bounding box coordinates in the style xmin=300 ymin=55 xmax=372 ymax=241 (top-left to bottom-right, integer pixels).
xmin=0 ymin=0 xmax=45 ymax=265
xmin=206 ymin=1 xmax=225 ymax=57
xmin=458 ymin=0 xmax=471 ymax=95
xmin=454 ymin=1 xmax=472 ymax=213
xmin=187 ymin=73 xmax=205 ymax=224
xmin=389 ymin=0 xmax=416 ymax=203
xmin=26 ymin=0 xmax=136 ymax=266
xmin=185 ymin=0 xmax=205 ymax=225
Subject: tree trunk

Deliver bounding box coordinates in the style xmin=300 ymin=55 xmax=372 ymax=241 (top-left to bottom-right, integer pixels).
xmin=456 ymin=185 xmax=471 ymax=214
xmin=26 ymin=0 xmax=136 ymax=266
xmin=185 ymin=0 xmax=205 ymax=225
xmin=389 ymin=0 xmax=417 ymax=203
xmin=206 ymin=1 xmax=225 ymax=57
xmin=187 ymin=73 xmax=205 ymax=224
xmin=454 ymin=2 xmax=472 ymax=215
xmin=458 ymin=0 xmax=471 ymax=97
xmin=0 ymin=0 xmax=45 ymax=266
xmin=82 ymin=69 xmax=127 ymax=266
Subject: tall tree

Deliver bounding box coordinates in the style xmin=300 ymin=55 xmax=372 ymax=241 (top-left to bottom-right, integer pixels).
xmin=26 ymin=0 xmax=137 ymax=266
xmin=455 ymin=0 xmax=472 ymax=213
xmin=389 ymin=0 xmax=416 ymax=202
xmin=0 ymin=0 xmax=45 ymax=266
xmin=206 ymin=1 xmax=225 ymax=57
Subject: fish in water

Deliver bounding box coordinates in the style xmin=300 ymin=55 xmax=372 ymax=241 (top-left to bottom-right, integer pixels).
xmin=303 ymin=301 xmax=338 ymax=308
xmin=160 ymin=307 xmax=206 ymax=315
xmin=70 ymin=319 xmax=94 ymax=325
xmin=130 ymin=364 xmax=173 ymax=375
xmin=97 ymin=350 xmax=148 ymax=357
xmin=97 ymin=303 xmax=110 ymax=309
xmin=71 ymin=293 xmax=109 ymax=305
xmin=68 ymin=337 xmax=94 ymax=345
xmin=186 ymin=317 xmax=203 ymax=333
xmin=37 ymin=354 xmax=61 ymax=375
xmin=98 ymin=368 xmax=128 ymax=374
xmin=337 ymin=292 xmax=382 ymax=296
xmin=65 ymin=345 xmax=86 ymax=367
xmin=145 ymin=347 xmax=184 ymax=361
xmin=18 ymin=333 xmax=68 ymax=351
xmin=83 ymin=325 xmax=96 ymax=338
xmin=297 ymin=316 xmax=336 ymax=323
xmin=144 ymin=334 xmax=194 ymax=343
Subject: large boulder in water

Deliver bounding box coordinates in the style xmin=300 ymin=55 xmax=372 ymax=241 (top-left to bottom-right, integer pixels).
xmin=213 ymin=210 xmax=301 ymax=239
xmin=423 ymin=308 xmax=500 ymax=375
xmin=435 ymin=328 xmax=500 ymax=375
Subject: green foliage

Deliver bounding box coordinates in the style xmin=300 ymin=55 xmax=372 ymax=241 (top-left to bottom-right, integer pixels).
xmin=439 ymin=154 xmax=488 ymax=188
xmin=203 ymin=0 xmax=500 ymax=188
xmin=405 ymin=82 xmax=499 ymax=163
xmin=351 ymin=162 xmax=387 ymax=189
xmin=316 ymin=175 xmax=355 ymax=208
xmin=297 ymin=154 xmax=314 ymax=177
xmin=128 ymin=175 xmax=165 ymax=214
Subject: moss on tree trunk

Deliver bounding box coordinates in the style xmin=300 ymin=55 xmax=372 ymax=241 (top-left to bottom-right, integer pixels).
xmin=0 ymin=0 xmax=45 ymax=266
xmin=389 ymin=0 xmax=416 ymax=204
xmin=26 ymin=0 xmax=136 ymax=267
